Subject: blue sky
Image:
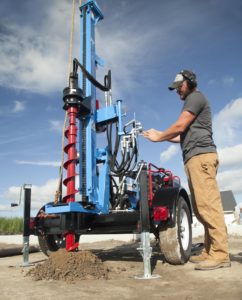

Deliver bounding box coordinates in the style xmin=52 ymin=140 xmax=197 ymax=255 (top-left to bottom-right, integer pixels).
xmin=1 ymin=0 xmax=242 ymax=217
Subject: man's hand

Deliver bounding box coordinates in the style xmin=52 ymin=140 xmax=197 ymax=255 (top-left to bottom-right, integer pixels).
xmin=143 ymin=111 xmax=195 ymax=143
xmin=143 ymin=129 xmax=163 ymax=142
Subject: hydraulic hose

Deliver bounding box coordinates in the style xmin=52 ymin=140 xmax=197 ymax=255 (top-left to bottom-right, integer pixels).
xmin=73 ymin=58 xmax=111 ymax=92
xmin=107 ymin=122 xmax=138 ymax=177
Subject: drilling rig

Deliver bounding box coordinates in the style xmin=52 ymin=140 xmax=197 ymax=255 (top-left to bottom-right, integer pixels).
xmin=29 ymin=0 xmax=193 ymax=269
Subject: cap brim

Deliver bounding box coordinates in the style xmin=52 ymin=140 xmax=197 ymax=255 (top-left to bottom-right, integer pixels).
xmin=168 ymin=81 xmax=183 ymax=91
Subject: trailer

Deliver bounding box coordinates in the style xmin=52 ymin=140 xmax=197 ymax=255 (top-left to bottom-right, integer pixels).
xmin=27 ymin=0 xmax=192 ymax=273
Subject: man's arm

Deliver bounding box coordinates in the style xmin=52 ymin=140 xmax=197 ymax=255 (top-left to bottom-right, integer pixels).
xmin=169 ymin=135 xmax=180 ymax=143
xmin=143 ymin=110 xmax=196 ymax=142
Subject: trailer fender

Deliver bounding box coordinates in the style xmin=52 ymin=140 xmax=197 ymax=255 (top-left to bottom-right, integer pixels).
xmin=170 ymin=187 xmax=192 ymax=228
xmin=152 ymin=186 xmax=192 ymax=228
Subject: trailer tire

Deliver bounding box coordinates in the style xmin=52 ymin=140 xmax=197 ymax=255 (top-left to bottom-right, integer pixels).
xmin=36 ymin=204 xmax=80 ymax=256
xmin=38 ymin=234 xmax=80 ymax=256
xmin=159 ymin=196 xmax=192 ymax=265
xmin=38 ymin=234 xmax=64 ymax=256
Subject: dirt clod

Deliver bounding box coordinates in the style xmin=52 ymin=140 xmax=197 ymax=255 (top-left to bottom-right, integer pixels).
xmin=27 ymin=249 xmax=108 ymax=281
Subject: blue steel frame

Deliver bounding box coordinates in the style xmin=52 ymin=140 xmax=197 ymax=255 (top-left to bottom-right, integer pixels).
xmin=79 ymin=0 xmax=102 ymax=206
xmin=46 ymin=0 xmax=124 ymax=215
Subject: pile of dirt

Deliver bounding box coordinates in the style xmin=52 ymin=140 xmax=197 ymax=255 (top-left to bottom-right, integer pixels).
xmin=27 ymin=249 xmax=108 ymax=281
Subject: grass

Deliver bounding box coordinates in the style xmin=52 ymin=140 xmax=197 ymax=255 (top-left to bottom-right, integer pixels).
xmin=0 ymin=217 xmax=23 ymax=235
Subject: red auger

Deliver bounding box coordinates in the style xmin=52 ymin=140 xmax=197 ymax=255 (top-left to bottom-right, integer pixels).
xmin=63 ymin=106 xmax=78 ymax=204
xmin=62 ymin=72 xmax=83 ymax=251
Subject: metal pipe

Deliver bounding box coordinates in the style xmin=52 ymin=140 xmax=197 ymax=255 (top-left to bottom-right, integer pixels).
xmin=22 ymin=184 xmax=32 ymax=267
xmin=117 ymin=99 xmax=124 ymax=135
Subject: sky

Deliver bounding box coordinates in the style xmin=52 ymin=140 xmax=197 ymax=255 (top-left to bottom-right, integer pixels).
xmin=0 ymin=0 xmax=242 ymax=217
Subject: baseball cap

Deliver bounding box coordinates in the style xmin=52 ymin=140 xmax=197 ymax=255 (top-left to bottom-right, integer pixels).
xmin=168 ymin=70 xmax=197 ymax=90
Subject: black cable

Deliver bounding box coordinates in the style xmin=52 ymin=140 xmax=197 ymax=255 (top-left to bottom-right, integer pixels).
xmin=106 ymin=124 xmax=112 ymax=154
xmin=73 ymin=58 xmax=111 ymax=92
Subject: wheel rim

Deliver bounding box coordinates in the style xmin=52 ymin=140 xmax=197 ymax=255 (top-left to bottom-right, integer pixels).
xmin=52 ymin=235 xmax=66 ymax=248
xmin=179 ymin=208 xmax=190 ymax=250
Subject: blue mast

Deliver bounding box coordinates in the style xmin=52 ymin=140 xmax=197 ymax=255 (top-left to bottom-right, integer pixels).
xmin=79 ymin=1 xmax=108 ymax=210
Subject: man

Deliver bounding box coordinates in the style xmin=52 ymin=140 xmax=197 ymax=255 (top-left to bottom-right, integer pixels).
xmin=143 ymin=70 xmax=230 ymax=270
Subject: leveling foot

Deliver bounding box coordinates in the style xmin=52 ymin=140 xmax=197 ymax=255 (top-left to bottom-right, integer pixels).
xmin=135 ymin=231 xmax=161 ymax=280
xmin=20 ymin=236 xmax=35 ymax=267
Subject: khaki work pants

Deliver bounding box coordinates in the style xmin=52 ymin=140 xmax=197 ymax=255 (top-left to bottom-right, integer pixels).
xmin=185 ymin=152 xmax=229 ymax=261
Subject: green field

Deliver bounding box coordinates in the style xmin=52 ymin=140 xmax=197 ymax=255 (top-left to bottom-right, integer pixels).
xmin=0 ymin=217 xmax=23 ymax=235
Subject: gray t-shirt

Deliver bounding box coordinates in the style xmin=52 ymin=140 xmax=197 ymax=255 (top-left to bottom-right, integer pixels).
xmin=180 ymin=90 xmax=217 ymax=163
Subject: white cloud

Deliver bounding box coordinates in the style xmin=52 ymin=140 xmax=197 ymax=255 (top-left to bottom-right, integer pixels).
xmin=0 ymin=135 xmax=34 ymax=145
xmin=15 ymin=160 xmax=60 ymax=167
xmin=96 ymin=30 xmax=147 ymax=99
xmin=0 ymin=204 xmax=15 ymax=212
xmin=12 ymin=100 xmax=25 ymax=113
xmin=2 ymin=175 xmax=82 ymax=213
xmin=213 ymin=99 xmax=242 ymax=202
xmin=3 ymin=179 xmax=60 ymax=210
xmin=208 ymin=79 xmax=216 ymax=86
xmin=216 ymin=144 xmax=242 ymax=199
xmin=217 ymin=144 xmax=242 ymax=200
xmin=217 ymin=168 xmax=242 ymax=194
xmin=217 ymin=144 xmax=242 ymax=167
xmin=49 ymin=120 xmax=64 ymax=132
xmin=0 ymin=1 xmax=75 ymax=93
xmin=0 ymin=100 xmax=26 ymax=116
xmin=160 ymin=145 xmax=179 ymax=162
xmin=213 ymin=98 xmax=242 ymax=147
xmin=222 ymin=76 xmax=234 ymax=87
xmin=95 ymin=8 xmax=188 ymax=100
xmin=207 ymin=76 xmax=234 ymax=87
